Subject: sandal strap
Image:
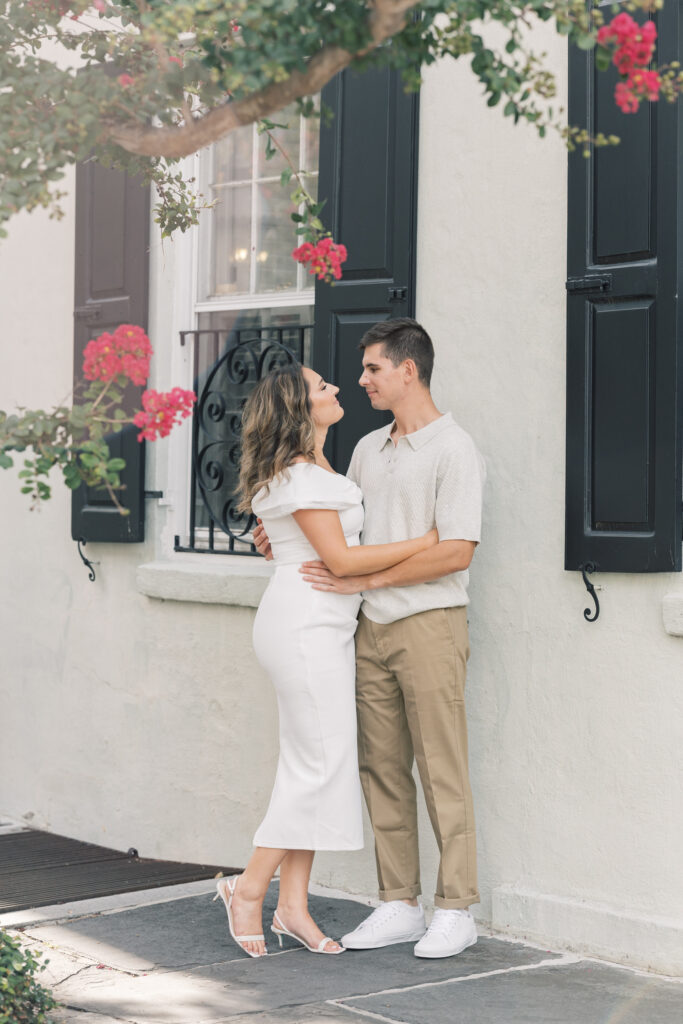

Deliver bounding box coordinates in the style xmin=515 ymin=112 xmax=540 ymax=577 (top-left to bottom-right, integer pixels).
xmin=318 ymin=936 xmax=336 ymax=951
xmin=236 ymin=933 xmax=265 ymax=942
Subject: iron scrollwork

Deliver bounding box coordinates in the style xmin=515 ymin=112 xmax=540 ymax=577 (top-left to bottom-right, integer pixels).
xmin=579 ymin=561 xmax=600 ymax=623
xmin=191 ymin=329 xmax=308 ymax=550
xmin=76 ymin=537 xmax=98 ymax=582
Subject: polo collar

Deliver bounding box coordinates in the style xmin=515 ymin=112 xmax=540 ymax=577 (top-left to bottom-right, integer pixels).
xmin=378 ymin=412 xmax=453 ymax=451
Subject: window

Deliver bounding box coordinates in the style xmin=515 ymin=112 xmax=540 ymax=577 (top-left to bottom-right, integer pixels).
xmin=173 ymin=69 xmax=420 ymax=557
xmin=196 ymin=103 xmax=319 ymax=305
xmin=176 ymin=104 xmax=319 ymax=555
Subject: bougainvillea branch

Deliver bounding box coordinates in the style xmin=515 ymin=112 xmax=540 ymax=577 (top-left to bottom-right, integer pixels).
xmin=0 ymin=325 xmax=195 ymax=512
xmin=1 ymin=0 xmax=677 ymax=242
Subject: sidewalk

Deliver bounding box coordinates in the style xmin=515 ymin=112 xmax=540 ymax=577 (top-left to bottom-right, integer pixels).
xmin=2 ymin=880 xmax=682 ymax=1024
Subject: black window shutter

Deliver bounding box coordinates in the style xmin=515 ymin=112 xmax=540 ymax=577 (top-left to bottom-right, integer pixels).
xmin=313 ymin=66 xmax=419 ymax=472
xmin=71 ymin=160 xmax=150 ymax=543
xmin=565 ymin=6 xmax=682 ymax=572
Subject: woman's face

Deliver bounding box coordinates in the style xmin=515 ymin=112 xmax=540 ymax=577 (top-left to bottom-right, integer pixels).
xmin=301 ymin=366 xmax=344 ymax=428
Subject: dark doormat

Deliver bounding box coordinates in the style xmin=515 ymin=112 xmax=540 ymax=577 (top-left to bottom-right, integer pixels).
xmin=0 ymin=829 xmax=241 ymax=913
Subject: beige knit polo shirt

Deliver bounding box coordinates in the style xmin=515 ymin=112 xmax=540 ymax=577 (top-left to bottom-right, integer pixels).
xmin=347 ymin=412 xmax=485 ymax=625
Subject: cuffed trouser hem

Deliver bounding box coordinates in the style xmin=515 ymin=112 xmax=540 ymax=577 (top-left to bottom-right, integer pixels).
xmin=380 ymin=885 xmax=421 ymax=902
xmin=434 ymin=892 xmax=480 ymax=910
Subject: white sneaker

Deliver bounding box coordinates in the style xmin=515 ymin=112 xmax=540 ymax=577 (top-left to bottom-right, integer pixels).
xmin=413 ymin=908 xmax=477 ymax=958
xmin=341 ymin=901 xmax=427 ymax=949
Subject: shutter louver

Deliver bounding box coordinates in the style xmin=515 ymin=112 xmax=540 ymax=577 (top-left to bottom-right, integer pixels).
xmin=565 ymin=6 xmax=682 ymax=573
xmin=313 ymin=67 xmax=419 ymax=472
xmin=71 ymin=160 xmax=150 ymax=543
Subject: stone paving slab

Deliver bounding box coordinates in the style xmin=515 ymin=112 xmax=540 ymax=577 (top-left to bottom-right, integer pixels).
xmin=12 ymin=884 xmax=683 ymax=1024
xmin=210 ymin=1004 xmax=369 ymax=1024
xmin=343 ymin=959 xmax=683 ymax=1024
xmin=47 ymin=937 xmax=560 ymax=1023
xmin=51 ymin=1005 xmax=369 ymax=1024
xmin=18 ymin=887 xmax=561 ymax=1023
xmin=0 ymin=878 xmax=218 ymax=930
xmin=24 ymin=887 xmax=285 ymax=973
xmin=51 ymin=1013 xmax=133 ymax=1024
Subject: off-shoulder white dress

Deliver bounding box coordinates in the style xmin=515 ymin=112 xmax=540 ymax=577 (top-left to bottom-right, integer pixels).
xmin=251 ymin=463 xmax=364 ymax=851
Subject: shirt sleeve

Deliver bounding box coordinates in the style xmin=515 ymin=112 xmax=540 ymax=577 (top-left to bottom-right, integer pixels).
xmin=434 ymin=435 xmax=485 ymax=544
xmin=346 ymin=440 xmax=362 ymax=487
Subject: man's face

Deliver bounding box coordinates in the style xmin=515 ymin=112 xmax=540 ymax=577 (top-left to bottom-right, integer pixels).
xmin=358 ymin=343 xmax=405 ymax=411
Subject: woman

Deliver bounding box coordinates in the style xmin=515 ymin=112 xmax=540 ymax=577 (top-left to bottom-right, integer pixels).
xmin=215 ymin=363 xmax=437 ymax=958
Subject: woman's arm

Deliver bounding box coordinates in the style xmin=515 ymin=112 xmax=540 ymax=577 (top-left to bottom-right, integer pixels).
xmin=299 ymin=539 xmax=477 ymax=593
xmin=292 ymin=508 xmax=437 ymax=578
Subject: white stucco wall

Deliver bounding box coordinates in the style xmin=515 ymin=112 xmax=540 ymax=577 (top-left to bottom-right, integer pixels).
xmin=1 ymin=27 xmax=682 ymax=976
xmin=414 ymin=32 xmax=683 ymax=974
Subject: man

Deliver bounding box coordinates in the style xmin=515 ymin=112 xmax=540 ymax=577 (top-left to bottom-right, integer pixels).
xmin=255 ymin=318 xmax=485 ymax=959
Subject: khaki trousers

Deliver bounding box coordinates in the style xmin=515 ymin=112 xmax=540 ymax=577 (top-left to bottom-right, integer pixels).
xmin=355 ymin=606 xmax=479 ymax=909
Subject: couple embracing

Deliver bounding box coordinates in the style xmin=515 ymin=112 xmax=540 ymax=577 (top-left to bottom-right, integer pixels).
xmin=215 ymin=318 xmax=485 ymax=961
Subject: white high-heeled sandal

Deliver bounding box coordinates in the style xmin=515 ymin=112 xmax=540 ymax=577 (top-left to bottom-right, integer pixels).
xmin=213 ymin=876 xmax=267 ymax=958
xmin=271 ymin=910 xmax=344 ymax=954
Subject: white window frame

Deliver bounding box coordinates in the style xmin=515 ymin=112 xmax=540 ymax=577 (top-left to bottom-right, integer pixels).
xmin=166 ymin=113 xmax=318 ymax=558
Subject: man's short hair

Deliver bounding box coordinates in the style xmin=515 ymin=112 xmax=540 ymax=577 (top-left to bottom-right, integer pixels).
xmin=359 ymin=318 xmax=434 ymax=387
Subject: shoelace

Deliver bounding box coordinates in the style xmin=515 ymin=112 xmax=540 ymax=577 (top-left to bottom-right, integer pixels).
xmin=427 ymin=909 xmax=469 ymax=935
xmin=357 ymin=902 xmax=410 ymax=931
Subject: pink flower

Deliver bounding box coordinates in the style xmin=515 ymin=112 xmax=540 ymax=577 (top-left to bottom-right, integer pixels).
xmin=133 ymin=388 xmax=196 ymax=442
xmin=169 ymin=56 xmax=182 ymax=66
xmin=117 ymin=74 xmax=134 ymax=88
xmin=82 ymin=325 xmax=153 ymax=386
xmin=597 ymin=14 xmax=660 ymax=115
xmin=93 ymin=0 xmax=107 ymax=11
xmin=615 ymin=81 xmax=640 ymax=113
xmin=292 ymin=237 xmax=348 ymax=282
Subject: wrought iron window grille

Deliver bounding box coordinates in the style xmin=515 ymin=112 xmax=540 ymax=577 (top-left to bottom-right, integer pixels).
xmin=175 ymin=324 xmax=313 ymax=556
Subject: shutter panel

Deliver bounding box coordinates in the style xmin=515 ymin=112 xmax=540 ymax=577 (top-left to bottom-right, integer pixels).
xmin=71 ymin=160 xmax=150 ymax=543
xmin=313 ymin=66 xmax=419 ymax=472
xmin=565 ymin=6 xmax=682 ymax=572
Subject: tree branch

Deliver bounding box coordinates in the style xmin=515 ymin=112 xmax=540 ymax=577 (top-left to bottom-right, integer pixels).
xmin=107 ymin=0 xmax=422 ymax=158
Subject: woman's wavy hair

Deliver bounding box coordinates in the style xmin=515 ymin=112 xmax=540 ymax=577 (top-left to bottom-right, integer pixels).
xmin=237 ymin=363 xmax=316 ymax=514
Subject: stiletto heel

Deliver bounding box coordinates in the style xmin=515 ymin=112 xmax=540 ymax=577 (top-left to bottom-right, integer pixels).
xmin=214 ymin=876 xmax=267 ymax=959
xmin=271 ymin=910 xmax=344 ymax=954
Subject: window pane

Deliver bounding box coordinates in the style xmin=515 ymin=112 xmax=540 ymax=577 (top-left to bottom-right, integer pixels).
xmin=197 ymin=306 xmax=314 ymax=363
xmin=302 ymin=102 xmax=320 ymax=173
xmin=257 ymin=104 xmax=300 ymax=179
xmin=213 ymin=126 xmax=253 ymax=183
xmin=211 ymin=185 xmax=251 ymax=297
xmin=303 ymin=173 xmax=318 ymax=204
xmin=254 ymin=182 xmax=298 ymax=293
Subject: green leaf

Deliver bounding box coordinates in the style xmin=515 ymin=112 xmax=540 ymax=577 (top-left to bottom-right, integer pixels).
xmin=575 ymin=33 xmax=596 ymax=52
xmin=595 ymin=46 xmax=611 ymax=72
xmin=107 ymin=458 xmax=126 ymax=471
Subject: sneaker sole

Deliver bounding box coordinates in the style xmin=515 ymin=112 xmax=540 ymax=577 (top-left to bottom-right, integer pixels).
xmin=342 ymin=928 xmax=427 ymax=950
xmin=413 ymin=934 xmax=477 ymax=959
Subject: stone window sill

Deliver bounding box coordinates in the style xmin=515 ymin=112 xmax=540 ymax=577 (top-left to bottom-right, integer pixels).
xmin=662 ymin=593 xmax=683 ymax=637
xmin=136 ymin=559 xmax=271 ymax=608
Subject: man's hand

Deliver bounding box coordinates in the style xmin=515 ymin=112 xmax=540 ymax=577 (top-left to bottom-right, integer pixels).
xmin=299 ymin=560 xmax=366 ymax=594
xmin=252 ymin=518 xmax=273 ymax=561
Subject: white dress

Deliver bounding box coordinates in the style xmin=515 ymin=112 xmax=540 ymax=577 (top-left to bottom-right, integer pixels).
xmin=251 ymin=463 xmax=364 ymax=851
